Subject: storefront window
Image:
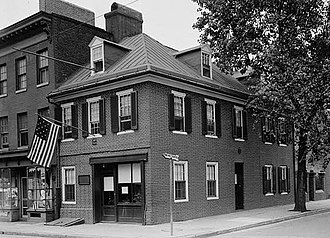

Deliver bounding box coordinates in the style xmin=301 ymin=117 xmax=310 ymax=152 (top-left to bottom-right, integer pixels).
xmin=118 ymin=163 xmax=142 ymax=204
xmin=27 ymin=167 xmax=53 ymax=210
xmin=0 ymin=168 xmax=18 ymax=209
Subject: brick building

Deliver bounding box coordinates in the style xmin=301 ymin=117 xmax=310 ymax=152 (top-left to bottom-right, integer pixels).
xmin=48 ymin=3 xmax=295 ymax=225
xmin=0 ymin=0 xmax=111 ymax=222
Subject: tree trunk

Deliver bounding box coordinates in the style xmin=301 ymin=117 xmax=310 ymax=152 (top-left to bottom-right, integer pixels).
xmin=293 ymin=131 xmax=307 ymax=212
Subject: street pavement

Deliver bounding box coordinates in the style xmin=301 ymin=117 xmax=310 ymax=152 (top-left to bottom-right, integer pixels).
xmin=1 ymin=200 xmax=330 ymax=238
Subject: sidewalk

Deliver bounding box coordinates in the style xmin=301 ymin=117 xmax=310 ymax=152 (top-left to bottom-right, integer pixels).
xmin=1 ymin=200 xmax=330 ymax=238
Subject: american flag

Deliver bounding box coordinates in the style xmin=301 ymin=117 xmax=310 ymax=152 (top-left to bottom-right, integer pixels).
xmin=27 ymin=116 xmax=60 ymax=168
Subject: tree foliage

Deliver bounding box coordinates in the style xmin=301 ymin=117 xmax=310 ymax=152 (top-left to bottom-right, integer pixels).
xmin=193 ymin=0 xmax=330 ymax=211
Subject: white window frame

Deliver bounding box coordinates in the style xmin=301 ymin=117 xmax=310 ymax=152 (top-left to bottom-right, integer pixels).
xmin=116 ymin=89 xmax=134 ymax=134
xmin=91 ymin=44 xmax=104 ymax=75
xmin=61 ymin=102 xmax=74 ymax=142
xmin=174 ymin=161 xmax=189 ymax=202
xmin=205 ymin=99 xmax=217 ymax=138
xmin=265 ymin=165 xmax=274 ymax=196
xmin=206 ymin=162 xmax=219 ymax=200
xmin=37 ymin=49 xmax=49 ymax=87
xmin=0 ymin=116 xmax=8 ymax=150
xmin=279 ymin=165 xmax=288 ymax=195
xmin=62 ymin=166 xmax=76 ymax=204
xmin=172 ymin=90 xmax=187 ymax=135
xmin=0 ymin=64 xmax=7 ymax=97
xmin=201 ymin=51 xmax=212 ymax=78
xmin=16 ymin=57 xmax=27 ymax=93
xmin=87 ymin=96 xmax=102 ymax=138
xmin=234 ymin=106 xmax=245 ymax=141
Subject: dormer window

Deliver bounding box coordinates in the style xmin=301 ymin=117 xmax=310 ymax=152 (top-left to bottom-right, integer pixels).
xmin=91 ymin=45 xmax=104 ymax=74
xmin=202 ymin=52 xmax=212 ymax=78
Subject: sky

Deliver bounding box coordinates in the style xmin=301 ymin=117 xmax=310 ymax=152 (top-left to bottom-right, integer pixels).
xmin=0 ymin=0 xmax=202 ymax=51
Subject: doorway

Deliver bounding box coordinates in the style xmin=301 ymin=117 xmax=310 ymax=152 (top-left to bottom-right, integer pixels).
xmin=235 ymin=162 xmax=244 ymax=210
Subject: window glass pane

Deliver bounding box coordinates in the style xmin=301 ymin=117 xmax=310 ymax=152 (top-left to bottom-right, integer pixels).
xmin=118 ymin=164 xmax=131 ymax=183
xmin=92 ymin=46 xmax=102 ymax=60
xmin=132 ymin=163 xmax=141 ymax=183
xmin=39 ymin=50 xmax=48 ymax=68
xmin=174 ymin=96 xmax=183 ymax=117
xmin=89 ymin=100 xmax=100 ymax=134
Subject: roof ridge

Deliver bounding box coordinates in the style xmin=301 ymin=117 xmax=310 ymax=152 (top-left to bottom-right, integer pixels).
xmin=140 ymin=33 xmax=151 ymax=67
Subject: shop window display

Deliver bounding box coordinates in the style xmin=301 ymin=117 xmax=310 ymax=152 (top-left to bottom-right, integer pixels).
xmin=0 ymin=168 xmax=18 ymax=209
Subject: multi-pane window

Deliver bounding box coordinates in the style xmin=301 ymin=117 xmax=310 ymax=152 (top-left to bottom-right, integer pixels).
xmin=261 ymin=117 xmax=276 ymax=144
xmin=278 ymin=166 xmax=290 ymax=194
xmin=16 ymin=57 xmax=27 ymax=91
xmin=233 ymin=106 xmax=247 ymax=140
xmin=119 ymin=93 xmax=132 ymax=131
xmin=263 ymin=165 xmax=276 ymax=195
xmin=0 ymin=117 xmax=8 ymax=149
xmin=62 ymin=167 xmax=75 ymax=203
xmin=92 ymin=45 xmax=103 ymax=73
xmin=206 ymin=100 xmax=215 ymax=136
xmin=62 ymin=103 xmax=73 ymax=139
xmin=202 ymin=52 xmax=211 ymax=78
xmin=37 ymin=49 xmax=49 ymax=85
xmin=315 ymin=172 xmax=325 ymax=191
xmin=38 ymin=107 xmax=50 ymax=118
xmin=82 ymin=97 xmax=105 ymax=137
xmin=17 ymin=113 xmax=28 ymax=147
xmin=174 ymin=95 xmax=184 ymax=131
xmin=0 ymin=64 xmax=7 ymax=96
xmin=206 ymin=162 xmax=218 ymax=199
xmin=174 ymin=161 xmax=188 ymax=202
xmin=90 ymin=101 xmax=100 ymax=135
xmin=278 ymin=117 xmax=288 ymax=145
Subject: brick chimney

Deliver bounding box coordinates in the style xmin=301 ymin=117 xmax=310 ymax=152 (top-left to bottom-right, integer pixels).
xmin=39 ymin=0 xmax=95 ymax=26
xmin=104 ymin=2 xmax=143 ymax=43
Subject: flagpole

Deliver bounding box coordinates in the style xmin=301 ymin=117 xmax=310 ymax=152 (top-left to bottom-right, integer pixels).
xmin=34 ymin=113 xmax=95 ymax=137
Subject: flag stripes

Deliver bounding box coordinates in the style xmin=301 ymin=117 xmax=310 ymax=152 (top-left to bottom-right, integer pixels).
xmin=27 ymin=116 xmax=60 ymax=168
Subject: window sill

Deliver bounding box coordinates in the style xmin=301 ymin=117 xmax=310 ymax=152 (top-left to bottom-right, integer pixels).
xmin=174 ymin=198 xmax=188 ymax=203
xmin=0 ymin=148 xmax=9 ymax=152
xmin=264 ymin=142 xmax=273 ymax=145
xmin=37 ymin=82 xmax=49 ymax=88
xmin=234 ymin=138 xmax=245 ymax=142
xmin=316 ymin=190 xmax=324 ymax=193
xmin=61 ymin=138 xmax=75 ymax=142
xmin=265 ymin=193 xmax=274 ymax=196
xmin=0 ymin=94 xmax=7 ymax=98
xmin=205 ymin=135 xmax=218 ymax=139
xmin=207 ymin=196 xmax=219 ymax=200
xmin=87 ymin=134 xmax=102 ymax=139
xmin=62 ymin=201 xmax=76 ymax=205
xmin=280 ymin=192 xmax=288 ymax=195
xmin=172 ymin=131 xmax=188 ymax=135
xmin=16 ymin=89 xmax=27 ymax=94
xmin=18 ymin=146 xmax=28 ymax=150
xmin=117 ymin=130 xmax=134 ymax=135
xmin=279 ymin=144 xmax=288 ymax=147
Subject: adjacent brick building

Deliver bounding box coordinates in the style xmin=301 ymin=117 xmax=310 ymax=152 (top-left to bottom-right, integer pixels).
xmin=0 ymin=0 xmax=111 ymax=222
xmin=48 ymin=2 xmax=296 ymax=225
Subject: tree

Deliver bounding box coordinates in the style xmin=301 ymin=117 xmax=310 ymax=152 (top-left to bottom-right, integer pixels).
xmin=193 ymin=0 xmax=330 ymax=211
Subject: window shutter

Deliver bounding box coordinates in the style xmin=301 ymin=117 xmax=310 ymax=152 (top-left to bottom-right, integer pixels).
xmin=272 ymin=166 xmax=276 ymax=194
xmin=278 ymin=167 xmax=282 ymax=194
xmin=131 ymin=91 xmax=138 ymax=130
xmin=82 ymin=102 xmax=88 ymax=138
xmin=262 ymin=166 xmax=267 ymax=195
xmin=201 ymin=101 xmax=207 ymax=135
xmin=55 ymin=106 xmax=62 ymax=140
xmin=270 ymin=119 xmax=276 ymax=143
xmin=287 ymin=167 xmax=291 ymax=193
xmin=261 ymin=116 xmax=266 ymax=142
xmin=110 ymin=94 xmax=119 ymax=133
xmin=185 ymin=96 xmax=192 ymax=133
xmin=168 ymin=93 xmax=175 ymax=131
xmin=215 ymin=102 xmax=221 ymax=137
xmin=232 ymin=107 xmax=237 ymax=138
xmin=243 ymin=110 xmax=248 ymax=140
xmin=99 ymin=98 xmax=106 ymax=135
xmin=71 ymin=104 xmax=78 ymax=139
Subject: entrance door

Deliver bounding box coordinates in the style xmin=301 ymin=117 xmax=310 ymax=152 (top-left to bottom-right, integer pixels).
xmin=102 ymin=175 xmax=115 ymax=221
xmin=21 ymin=177 xmax=28 ymax=218
xmin=235 ymin=163 xmax=244 ymax=210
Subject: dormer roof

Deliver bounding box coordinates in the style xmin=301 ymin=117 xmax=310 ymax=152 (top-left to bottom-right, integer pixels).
xmin=88 ymin=36 xmax=132 ymax=51
xmin=173 ymin=44 xmax=212 ymax=56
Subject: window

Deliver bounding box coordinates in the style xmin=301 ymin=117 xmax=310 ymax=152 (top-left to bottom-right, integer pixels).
xmin=262 ymin=165 xmax=276 ymax=195
xmin=232 ymin=106 xmax=247 ymax=140
xmin=16 ymin=57 xmax=27 ymax=91
xmin=0 ymin=64 xmax=7 ymax=96
xmin=202 ymin=99 xmax=221 ymax=137
xmin=117 ymin=163 xmax=142 ymax=204
xmin=206 ymin=162 xmax=219 ymax=199
xmin=111 ymin=89 xmax=138 ymax=133
xmin=278 ymin=117 xmax=289 ymax=145
xmin=62 ymin=167 xmax=76 ymax=203
xmin=17 ymin=113 xmax=28 ymax=147
xmin=174 ymin=161 xmax=188 ymax=202
xmin=0 ymin=117 xmax=8 ymax=149
xmin=168 ymin=91 xmax=192 ymax=134
xmin=62 ymin=103 xmax=73 ymax=139
xmin=278 ymin=166 xmax=290 ymax=194
xmin=91 ymin=45 xmax=104 ymax=73
xmin=315 ymin=172 xmax=325 ymax=191
xmin=202 ymin=52 xmax=212 ymax=78
xmin=38 ymin=107 xmax=50 ymax=118
xmin=82 ymin=97 xmax=105 ymax=137
xmin=261 ymin=116 xmax=276 ymax=144
xmin=37 ymin=49 xmax=49 ymax=85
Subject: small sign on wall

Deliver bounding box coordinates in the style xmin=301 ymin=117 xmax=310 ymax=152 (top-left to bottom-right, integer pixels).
xmin=78 ymin=175 xmax=90 ymax=185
